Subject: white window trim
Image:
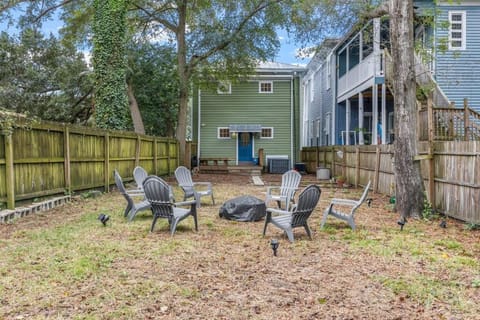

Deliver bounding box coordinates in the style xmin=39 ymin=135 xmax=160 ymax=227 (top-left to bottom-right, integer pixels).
xmin=260 ymin=127 xmax=274 ymax=139
xmin=326 ymin=53 xmax=332 ymax=90
xmin=217 ymin=81 xmax=232 ymax=94
xmin=217 ymin=127 xmax=231 ymax=139
xmin=309 ymin=77 xmax=314 ymax=102
xmin=448 ymin=11 xmax=466 ymax=51
xmin=258 ymin=81 xmax=273 ymax=93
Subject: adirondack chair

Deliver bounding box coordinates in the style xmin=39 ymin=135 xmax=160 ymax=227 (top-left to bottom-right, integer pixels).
xmin=265 ymin=169 xmax=302 ymax=211
xmin=263 ymin=184 xmax=321 ymax=243
xmin=143 ymin=175 xmax=198 ymax=235
xmin=114 ymin=170 xmax=151 ymax=220
xmin=133 ymin=166 xmax=148 ymax=191
xmin=320 ymin=180 xmax=372 ymax=230
xmin=174 ymin=166 xmax=214 ymax=208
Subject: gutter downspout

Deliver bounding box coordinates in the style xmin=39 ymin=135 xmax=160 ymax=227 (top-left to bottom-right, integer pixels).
xmin=197 ymin=89 xmax=201 ymax=166
xmin=291 ymin=75 xmax=294 ymax=167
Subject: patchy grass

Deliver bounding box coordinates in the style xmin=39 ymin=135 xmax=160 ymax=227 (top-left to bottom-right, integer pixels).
xmin=0 ymin=173 xmax=479 ymax=319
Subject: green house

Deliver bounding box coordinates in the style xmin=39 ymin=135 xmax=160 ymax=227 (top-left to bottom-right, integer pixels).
xmin=192 ymin=62 xmax=305 ymax=172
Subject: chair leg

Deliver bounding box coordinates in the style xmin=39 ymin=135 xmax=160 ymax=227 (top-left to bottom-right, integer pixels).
xmin=320 ymin=205 xmax=332 ymax=229
xmin=124 ymin=203 xmax=132 ymax=217
xmin=211 ymin=193 xmax=215 ymax=205
xmin=127 ymin=207 xmax=137 ymax=222
xmin=192 ymin=205 xmax=198 ymax=231
xmin=304 ymin=222 xmax=312 ymax=239
xmin=262 ymin=213 xmax=271 ymax=236
xmin=150 ymin=216 xmax=159 ymax=232
xmin=285 ymin=228 xmax=294 ymax=243
xmin=348 ymin=216 xmax=356 ymax=230
xmin=170 ymin=219 xmax=179 ymax=236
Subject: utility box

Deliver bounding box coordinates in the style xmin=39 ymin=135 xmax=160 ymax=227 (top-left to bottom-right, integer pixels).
xmin=268 ymin=158 xmax=290 ymax=174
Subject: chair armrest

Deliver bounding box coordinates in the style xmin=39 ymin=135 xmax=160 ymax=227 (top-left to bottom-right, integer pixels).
xmin=193 ymin=182 xmax=212 ymax=189
xmin=266 ymin=207 xmax=291 ymax=216
xmin=174 ymin=199 xmax=197 ymax=207
xmin=126 ymin=189 xmax=145 ymax=197
xmin=266 ymin=186 xmax=281 ymax=194
xmin=330 ymin=198 xmax=359 ymax=207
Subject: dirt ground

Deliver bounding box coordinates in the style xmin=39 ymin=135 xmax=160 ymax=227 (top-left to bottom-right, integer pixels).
xmin=0 ymin=173 xmax=479 ymax=319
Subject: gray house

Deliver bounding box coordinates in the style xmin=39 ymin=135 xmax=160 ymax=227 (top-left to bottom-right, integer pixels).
xmin=303 ymin=0 xmax=480 ymax=147
xmin=192 ymin=62 xmax=305 ymax=172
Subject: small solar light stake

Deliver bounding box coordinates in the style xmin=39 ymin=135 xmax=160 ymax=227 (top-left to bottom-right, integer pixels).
xmin=397 ymin=217 xmax=407 ymax=231
xmin=270 ymin=239 xmax=279 ymax=256
xmin=366 ymin=198 xmax=373 ymax=207
xmin=439 ymin=220 xmax=447 ymax=228
xmin=98 ymin=213 xmax=110 ymax=226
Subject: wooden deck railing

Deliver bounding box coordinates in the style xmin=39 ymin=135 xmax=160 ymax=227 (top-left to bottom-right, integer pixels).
xmin=419 ymin=98 xmax=480 ymax=141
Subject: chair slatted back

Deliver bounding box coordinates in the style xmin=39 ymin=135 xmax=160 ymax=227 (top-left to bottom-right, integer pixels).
xmin=291 ymin=185 xmax=321 ymax=228
xmin=175 ymin=166 xmax=195 ymax=195
xmin=143 ymin=176 xmax=173 ymax=218
xmin=280 ymin=170 xmax=302 ymax=197
xmin=133 ymin=166 xmax=148 ymax=190
xmin=354 ymin=180 xmax=372 ymax=210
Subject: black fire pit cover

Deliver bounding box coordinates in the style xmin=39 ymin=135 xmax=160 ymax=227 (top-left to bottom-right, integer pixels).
xmin=219 ymin=195 xmax=266 ymax=222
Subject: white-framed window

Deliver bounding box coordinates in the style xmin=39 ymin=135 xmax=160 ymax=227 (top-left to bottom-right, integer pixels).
xmin=217 ymin=81 xmax=231 ymax=94
xmin=449 ymin=11 xmax=466 ymax=50
xmin=260 ymin=127 xmax=274 ymax=139
xmin=259 ymin=81 xmax=273 ymax=93
xmin=217 ymin=127 xmax=231 ymax=139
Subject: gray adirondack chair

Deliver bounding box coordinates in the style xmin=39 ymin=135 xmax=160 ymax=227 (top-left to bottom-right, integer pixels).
xmin=263 ymin=184 xmax=321 ymax=243
xmin=133 ymin=166 xmax=148 ymax=191
xmin=174 ymin=166 xmax=214 ymax=208
xmin=320 ymin=180 xmax=371 ymax=230
xmin=114 ymin=170 xmax=151 ymax=220
xmin=265 ymin=169 xmax=302 ymax=211
xmin=143 ymin=175 xmax=198 ymax=235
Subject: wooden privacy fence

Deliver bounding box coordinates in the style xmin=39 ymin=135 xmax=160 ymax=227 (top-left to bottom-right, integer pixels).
xmin=301 ymin=141 xmax=480 ymax=224
xmin=0 ymin=121 xmax=178 ymax=209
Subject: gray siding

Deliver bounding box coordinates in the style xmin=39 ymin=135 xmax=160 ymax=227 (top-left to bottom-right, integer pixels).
xmin=304 ymin=54 xmax=334 ymax=147
xmin=435 ymin=5 xmax=480 ymax=112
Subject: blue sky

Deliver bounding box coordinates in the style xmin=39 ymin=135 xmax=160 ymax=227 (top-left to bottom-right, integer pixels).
xmin=1 ymin=15 xmax=310 ymax=66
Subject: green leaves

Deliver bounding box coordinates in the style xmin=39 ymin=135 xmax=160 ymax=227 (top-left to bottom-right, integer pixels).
xmin=93 ymin=0 xmax=130 ymax=130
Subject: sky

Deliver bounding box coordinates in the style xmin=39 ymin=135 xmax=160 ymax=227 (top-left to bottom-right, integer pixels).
xmin=0 ymin=13 xmax=311 ymax=66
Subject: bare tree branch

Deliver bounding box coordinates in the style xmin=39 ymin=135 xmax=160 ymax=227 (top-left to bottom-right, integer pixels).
xmin=131 ymin=1 xmax=178 ymax=33
xmin=33 ymin=0 xmax=74 ymax=22
xmin=187 ymin=0 xmax=284 ymax=73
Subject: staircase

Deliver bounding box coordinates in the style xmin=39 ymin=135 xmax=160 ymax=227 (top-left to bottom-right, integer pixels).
xmin=384 ymin=49 xmax=480 ymax=141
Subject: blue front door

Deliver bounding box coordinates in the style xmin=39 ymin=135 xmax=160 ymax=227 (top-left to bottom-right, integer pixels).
xmin=238 ymin=132 xmax=253 ymax=162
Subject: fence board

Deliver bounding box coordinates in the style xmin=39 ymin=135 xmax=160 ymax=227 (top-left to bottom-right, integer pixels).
xmin=0 ymin=121 xmax=178 ymax=209
xmin=302 ymin=142 xmax=479 ymax=224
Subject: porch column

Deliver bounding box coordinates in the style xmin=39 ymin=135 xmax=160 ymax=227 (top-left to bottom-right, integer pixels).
xmin=346 ymin=98 xmax=351 ymax=145
xmin=381 ymin=83 xmax=387 ymax=144
xmin=372 ymin=85 xmax=379 ymax=145
xmin=358 ymin=92 xmax=364 ymax=145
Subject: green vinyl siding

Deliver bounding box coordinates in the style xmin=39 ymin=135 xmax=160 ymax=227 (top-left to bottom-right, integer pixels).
xmin=197 ymin=79 xmax=296 ymax=162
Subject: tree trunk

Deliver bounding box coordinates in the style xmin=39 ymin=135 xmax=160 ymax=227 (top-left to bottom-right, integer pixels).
xmin=127 ymin=82 xmax=145 ymax=134
xmin=175 ymin=0 xmax=188 ymax=166
xmin=389 ymin=0 xmax=424 ymax=221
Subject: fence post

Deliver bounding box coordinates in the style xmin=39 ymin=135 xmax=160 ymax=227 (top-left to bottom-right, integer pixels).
xmin=355 ymin=147 xmax=360 ymax=188
xmin=104 ymin=132 xmax=110 ymax=193
xmin=331 ymin=147 xmax=335 ymax=176
xmin=374 ymin=146 xmax=381 ymax=193
xmin=63 ymin=125 xmax=71 ymax=194
xmin=153 ymin=138 xmax=158 ymax=175
xmin=135 ymin=135 xmax=141 ymax=168
xmin=4 ymin=133 xmax=15 ymax=209
xmin=167 ymin=140 xmax=171 ymax=175
xmin=464 ymin=98 xmax=470 ymax=141
xmin=427 ymin=94 xmax=435 ymax=210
